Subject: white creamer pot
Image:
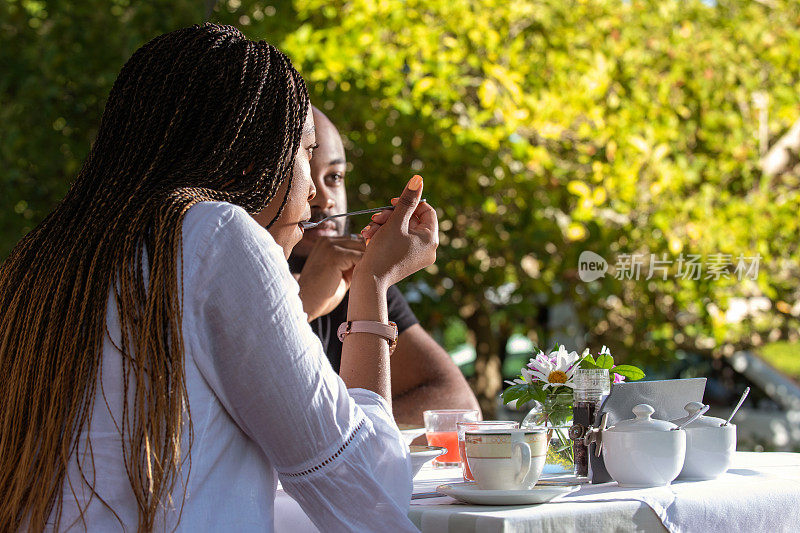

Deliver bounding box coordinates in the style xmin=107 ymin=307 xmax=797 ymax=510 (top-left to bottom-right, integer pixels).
xmin=585 ymin=403 xmax=686 ymax=487
xmin=670 ymin=402 xmax=736 ymax=480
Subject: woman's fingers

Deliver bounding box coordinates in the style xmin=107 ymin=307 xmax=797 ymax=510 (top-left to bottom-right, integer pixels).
xmin=361 ymin=175 xmax=424 ymax=240
xmin=389 ymin=175 xmax=423 ymax=227
xmin=408 ymin=200 xmax=438 ymax=239
xmin=361 ymin=207 xmax=437 ymax=248
xmin=369 ymin=208 xmax=393 ymax=225
xmin=389 ymin=197 xmax=424 ymax=221
xmin=355 ymin=174 xmax=439 ymax=285
xmin=360 ymin=221 xmax=381 ymax=242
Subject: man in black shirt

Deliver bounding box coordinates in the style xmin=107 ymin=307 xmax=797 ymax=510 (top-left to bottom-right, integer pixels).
xmin=288 ymin=106 xmax=479 ymax=424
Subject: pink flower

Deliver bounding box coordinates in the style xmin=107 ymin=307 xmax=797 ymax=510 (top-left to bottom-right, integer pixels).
xmin=613 ymin=373 xmax=626 ymax=383
xmin=528 ymin=351 xmax=554 ymax=370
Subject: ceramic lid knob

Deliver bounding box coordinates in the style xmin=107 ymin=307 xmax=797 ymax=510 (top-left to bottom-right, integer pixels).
xmin=609 ymin=403 xmax=677 ymax=432
xmin=632 ymin=404 xmax=655 ymax=420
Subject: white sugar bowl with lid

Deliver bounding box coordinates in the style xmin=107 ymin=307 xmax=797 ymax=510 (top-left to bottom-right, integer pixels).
xmin=671 ymin=402 xmax=736 ymax=480
xmin=600 ymin=404 xmax=686 ymax=487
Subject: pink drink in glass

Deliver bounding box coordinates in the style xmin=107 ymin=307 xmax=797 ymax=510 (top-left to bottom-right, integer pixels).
xmin=423 ymin=409 xmax=479 ymax=468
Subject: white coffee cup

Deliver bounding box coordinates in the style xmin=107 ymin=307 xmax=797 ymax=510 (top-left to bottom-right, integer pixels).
xmin=464 ymin=429 xmax=548 ymax=490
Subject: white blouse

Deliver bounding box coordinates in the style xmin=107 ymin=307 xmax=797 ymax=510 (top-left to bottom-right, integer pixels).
xmin=52 ymin=202 xmax=415 ymax=532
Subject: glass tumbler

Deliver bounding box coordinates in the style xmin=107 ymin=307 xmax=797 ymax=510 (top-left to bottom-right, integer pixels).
xmin=423 ymin=409 xmax=479 ymax=468
xmin=572 ymin=368 xmax=610 ymax=478
xmin=457 ymin=420 xmax=519 ymax=480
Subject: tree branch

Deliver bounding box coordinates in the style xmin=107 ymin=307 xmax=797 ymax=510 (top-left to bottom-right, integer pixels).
xmin=761 ymin=118 xmax=800 ymax=176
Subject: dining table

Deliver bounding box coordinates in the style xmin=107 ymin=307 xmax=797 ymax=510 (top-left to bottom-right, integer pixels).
xmin=275 ymin=451 xmax=800 ymax=532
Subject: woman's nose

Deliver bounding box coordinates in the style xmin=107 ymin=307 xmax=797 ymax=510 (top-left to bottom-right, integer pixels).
xmin=307 ymin=178 xmax=316 ymax=202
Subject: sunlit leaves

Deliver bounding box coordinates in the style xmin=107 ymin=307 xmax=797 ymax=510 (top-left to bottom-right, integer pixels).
xmin=3 ymin=0 xmax=800 ymax=380
xmin=278 ymin=0 xmax=800 ymax=371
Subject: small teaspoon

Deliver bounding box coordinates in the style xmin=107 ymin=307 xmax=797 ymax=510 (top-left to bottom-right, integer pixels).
xmin=300 ymin=199 xmax=427 ymax=230
xmin=672 ymin=404 xmax=710 ymax=431
xmin=722 ymin=386 xmax=750 ymax=427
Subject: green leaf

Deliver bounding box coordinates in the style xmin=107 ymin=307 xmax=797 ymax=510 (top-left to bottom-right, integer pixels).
xmin=518 ymin=391 xmax=537 ymax=406
xmin=596 ymin=354 xmax=614 ymax=369
xmin=611 ymin=365 xmax=645 ymax=381
xmin=502 ymin=384 xmax=528 ymax=404
xmin=530 ymin=386 xmax=547 ymax=405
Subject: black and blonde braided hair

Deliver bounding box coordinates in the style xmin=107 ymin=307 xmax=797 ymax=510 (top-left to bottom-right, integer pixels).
xmin=0 ymin=23 xmax=309 ymax=531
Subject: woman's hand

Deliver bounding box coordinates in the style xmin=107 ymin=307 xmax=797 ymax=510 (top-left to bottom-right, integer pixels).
xmin=341 ymin=175 xmax=435 ymax=401
xmin=355 ymin=175 xmax=438 ymax=289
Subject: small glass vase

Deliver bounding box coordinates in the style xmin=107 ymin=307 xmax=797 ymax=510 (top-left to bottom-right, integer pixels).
xmin=520 ymin=395 xmax=574 ymax=475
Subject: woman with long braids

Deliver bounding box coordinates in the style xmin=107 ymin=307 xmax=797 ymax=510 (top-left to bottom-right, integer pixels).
xmin=0 ymin=24 xmax=435 ymax=531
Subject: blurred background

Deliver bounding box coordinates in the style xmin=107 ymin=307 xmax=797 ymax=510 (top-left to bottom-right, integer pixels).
xmin=2 ymin=0 xmax=799 ymax=449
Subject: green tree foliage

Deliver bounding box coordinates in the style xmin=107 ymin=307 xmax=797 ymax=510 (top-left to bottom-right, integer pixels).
xmin=0 ymin=0 xmax=297 ymax=256
xmin=3 ymin=1 xmax=800 ymax=414
xmin=1 ymin=1 xmax=189 ymax=248
xmin=279 ymin=0 xmax=800 ymax=412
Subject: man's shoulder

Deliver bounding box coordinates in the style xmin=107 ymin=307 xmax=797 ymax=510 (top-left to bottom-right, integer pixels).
xmin=386 ymin=285 xmax=418 ymax=332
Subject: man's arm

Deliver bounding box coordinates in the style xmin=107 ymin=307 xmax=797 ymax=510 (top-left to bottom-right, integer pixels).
xmin=294 ymin=236 xmax=365 ymax=321
xmin=390 ymin=324 xmax=480 ymax=425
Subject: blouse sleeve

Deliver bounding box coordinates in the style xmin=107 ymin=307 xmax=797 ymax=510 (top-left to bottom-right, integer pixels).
xmin=183 ymin=203 xmax=415 ymax=532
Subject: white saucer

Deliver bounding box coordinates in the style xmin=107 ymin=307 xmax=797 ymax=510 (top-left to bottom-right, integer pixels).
xmin=436 ymin=481 xmax=579 ymax=505
xmin=538 ymin=473 xmax=585 ymax=486
xmin=398 ymin=425 xmax=426 ymax=445
xmin=409 ymin=445 xmax=447 ymax=477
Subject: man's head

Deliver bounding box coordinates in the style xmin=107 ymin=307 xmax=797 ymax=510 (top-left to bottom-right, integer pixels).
xmin=291 ymin=106 xmax=349 ymax=257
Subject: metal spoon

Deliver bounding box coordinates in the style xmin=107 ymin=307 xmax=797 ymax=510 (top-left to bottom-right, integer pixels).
xmin=721 ymin=386 xmax=750 ymax=427
xmin=672 ymin=404 xmax=710 ymax=431
xmin=300 ymin=199 xmax=427 ymax=230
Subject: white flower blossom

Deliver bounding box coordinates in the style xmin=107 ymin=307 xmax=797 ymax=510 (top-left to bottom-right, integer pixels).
xmin=525 ymin=345 xmax=581 ymax=389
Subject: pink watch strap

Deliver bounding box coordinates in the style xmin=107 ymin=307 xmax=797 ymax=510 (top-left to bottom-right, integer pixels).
xmin=337 ymin=320 xmax=398 ymax=354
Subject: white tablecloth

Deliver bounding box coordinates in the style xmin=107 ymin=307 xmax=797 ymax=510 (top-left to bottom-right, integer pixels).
xmin=408 ymin=452 xmax=800 ymax=533
xmin=275 ymin=452 xmax=800 ymax=532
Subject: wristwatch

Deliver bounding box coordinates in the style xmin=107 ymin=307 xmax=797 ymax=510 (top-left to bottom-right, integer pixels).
xmin=337 ymin=320 xmax=398 ymax=354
